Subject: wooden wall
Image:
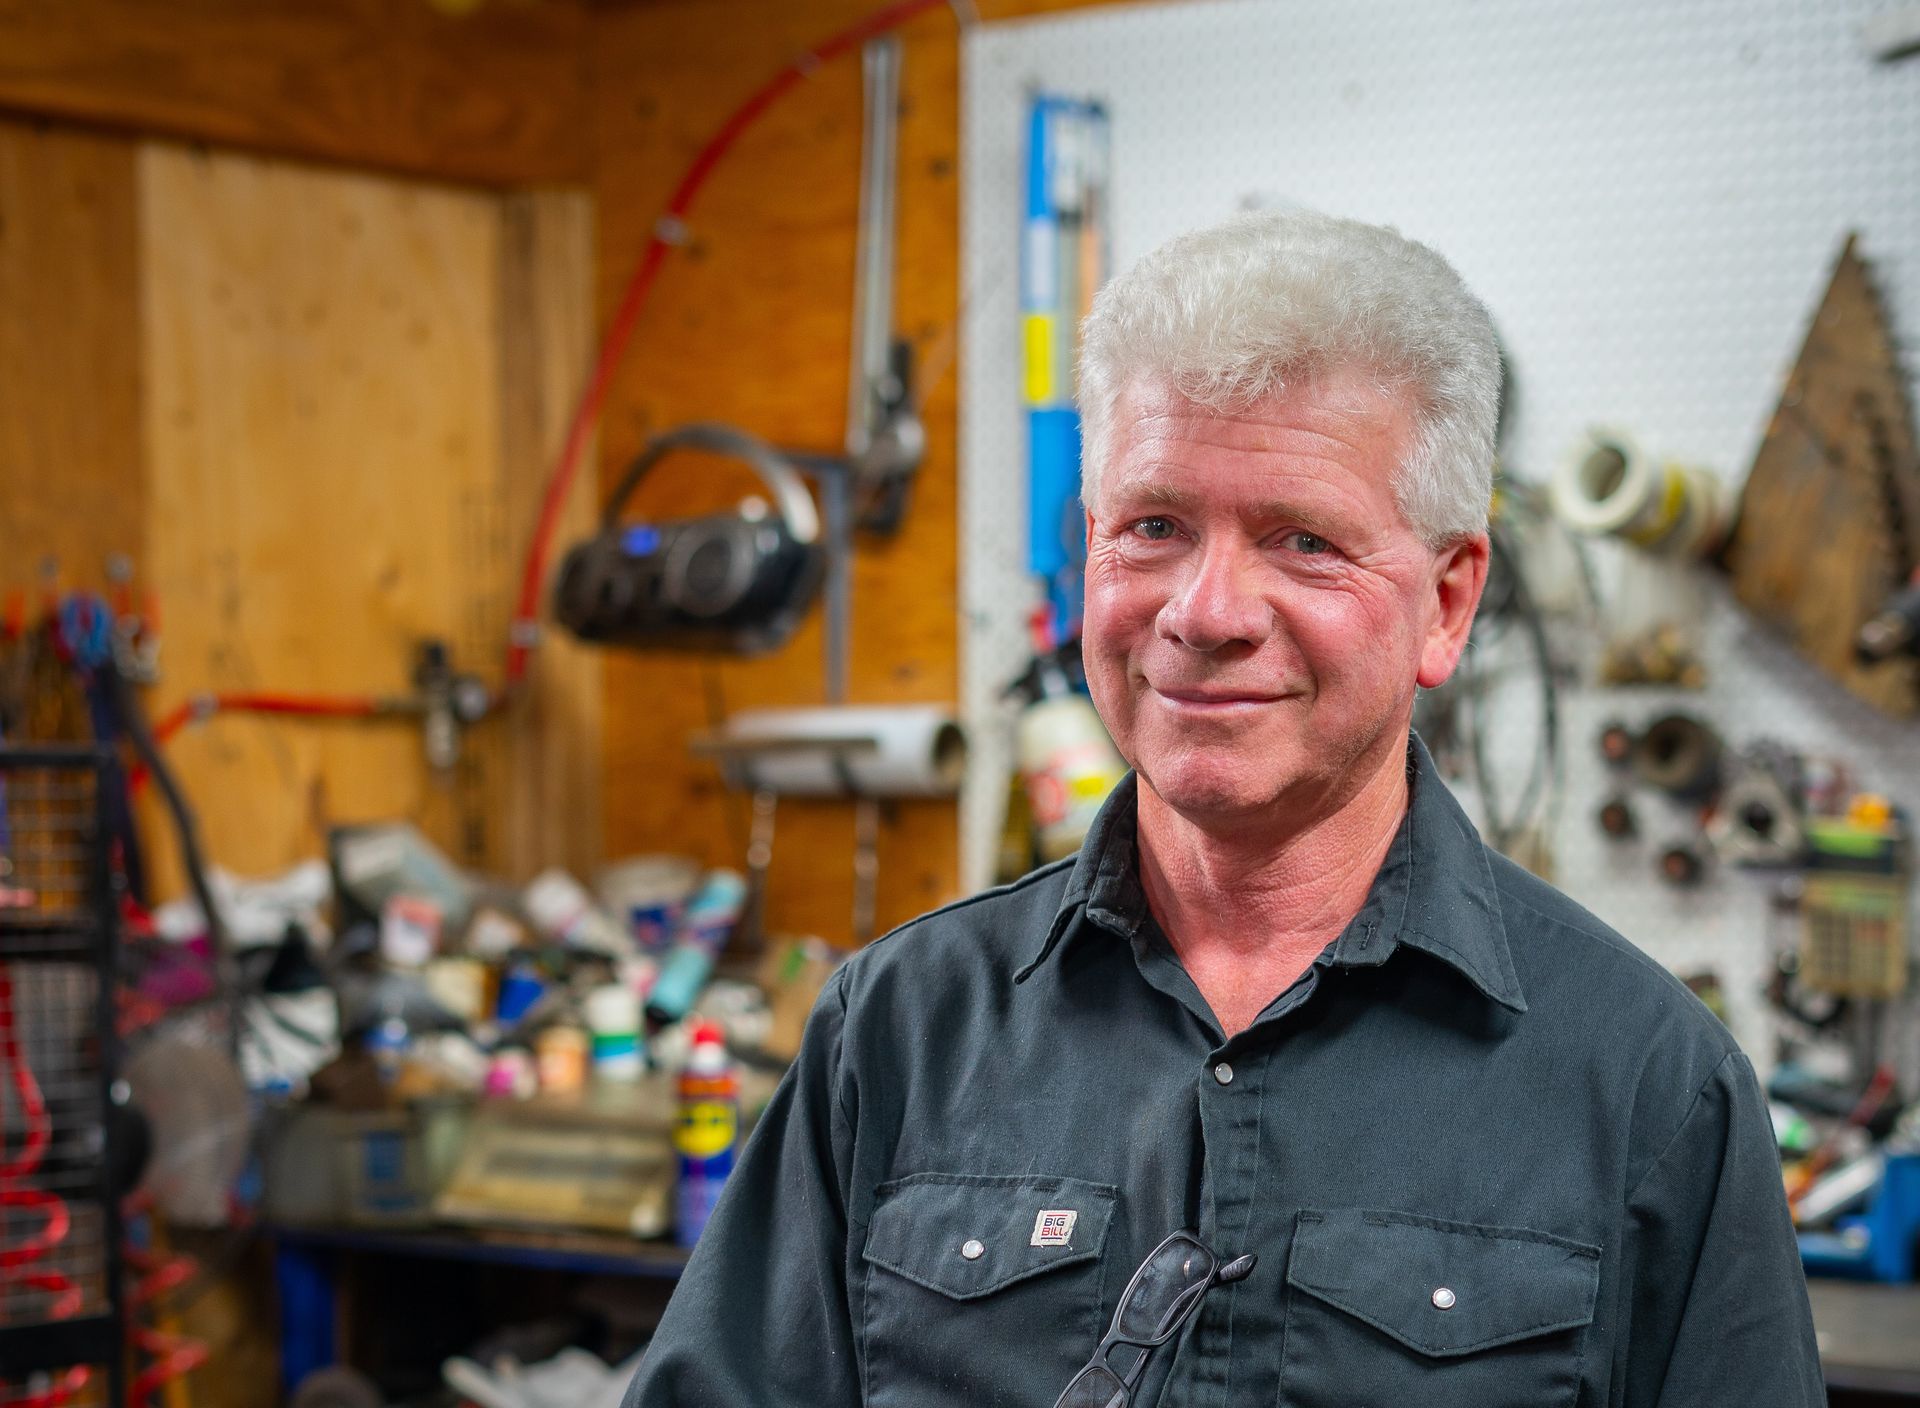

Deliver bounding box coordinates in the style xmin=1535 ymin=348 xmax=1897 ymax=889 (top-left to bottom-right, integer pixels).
xmin=0 ymin=122 xmax=143 ymax=591
xmin=587 ymin=0 xmax=1113 ymax=942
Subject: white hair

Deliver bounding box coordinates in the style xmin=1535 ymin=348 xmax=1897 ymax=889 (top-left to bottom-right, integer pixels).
xmin=1077 ymin=210 xmax=1500 ymax=547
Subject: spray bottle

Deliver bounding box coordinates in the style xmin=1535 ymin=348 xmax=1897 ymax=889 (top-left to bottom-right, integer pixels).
xmin=674 ymin=1020 xmax=739 ymax=1247
xmin=1010 ymin=614 xmax=1127 ymax=861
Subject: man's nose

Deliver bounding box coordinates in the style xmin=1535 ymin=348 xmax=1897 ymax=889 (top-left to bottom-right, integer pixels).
xmin=1158 ymin=540 xmax=1271 ymax=651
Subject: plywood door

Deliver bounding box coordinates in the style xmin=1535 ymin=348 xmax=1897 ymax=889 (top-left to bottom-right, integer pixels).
xmin=140 ymin=146 xmax=599 ymax=889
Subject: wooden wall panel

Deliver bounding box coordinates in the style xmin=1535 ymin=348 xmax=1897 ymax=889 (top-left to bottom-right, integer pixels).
xmin=0 ymin=119 xmax=142 ymax=596
xmin=586 ymin=0 xmax=1118 ymax=942
xmin=138 ymin=146 xmax=598 ymax=892
xmin=0 ymin=0 xmax=591 ymax=187
xmin=497 ymin=189 xmax=606 ymax=878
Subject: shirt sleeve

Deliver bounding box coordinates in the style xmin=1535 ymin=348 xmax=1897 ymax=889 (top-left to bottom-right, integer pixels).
xmin=1620 ymin=1050 xmax=1826 ymax=1407
xmin=621 ymin=967 xmax=860 ymax=1408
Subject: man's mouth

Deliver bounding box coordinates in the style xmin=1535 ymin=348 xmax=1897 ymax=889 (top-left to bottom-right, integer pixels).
xmin=1150 ymin=686 xmax=1287 ymax=710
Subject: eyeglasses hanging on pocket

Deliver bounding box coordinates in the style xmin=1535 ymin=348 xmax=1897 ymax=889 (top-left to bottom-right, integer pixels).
xmin=1052 ymin=1229 xmax=1257 ymax=1408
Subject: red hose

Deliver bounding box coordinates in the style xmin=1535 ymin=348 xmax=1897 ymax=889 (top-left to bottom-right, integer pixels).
xmin=0 ymin=1366 xmax=89 ymax=1408
xmin=6 ymin=1269 xmax=81 ymax=1321
xmin=127 ymin=1241 xmax=198 ymax=1306
xmin=503 ymin=0 xmax=951 ymax=686
xmin=0 ymin=969 xmax=49 ymax=1180
xmin=150 ymin=692 xmax=386 ymax=747
xmin=0 ymin=1270 xmax=88 ymax=1408
xmin=1 ymin=903 xmax=210 ymax=1408
xmin=130 ymin=691 xmax=387 ymax=793
xmin=0 ymin=1188 xmax=69 ymax=1268
xmin=130 ymin=1328 xmax=211 ymax=1407
xmin=0 ymin=965 xmax=84 ymax=1408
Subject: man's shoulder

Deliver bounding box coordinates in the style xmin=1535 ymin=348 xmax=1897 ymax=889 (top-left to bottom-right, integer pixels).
xmin=838 ymin=856 xmax=1079 ymax=989
xmin=1484 ymin=846 xmax=1742 ymax=1074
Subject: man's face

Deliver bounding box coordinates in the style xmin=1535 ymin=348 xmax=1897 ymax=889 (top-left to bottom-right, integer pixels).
xmin=1082 ymin=372 xmax=1488 ymax=826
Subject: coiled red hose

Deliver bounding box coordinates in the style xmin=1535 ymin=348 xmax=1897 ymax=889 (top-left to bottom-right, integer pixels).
xmin=0 ymin=965 xmax=84 ymax=1408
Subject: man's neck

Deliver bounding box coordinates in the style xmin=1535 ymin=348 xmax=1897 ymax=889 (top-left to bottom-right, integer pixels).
xmin=1134 ymin=737 xmax=1412 ymax=1036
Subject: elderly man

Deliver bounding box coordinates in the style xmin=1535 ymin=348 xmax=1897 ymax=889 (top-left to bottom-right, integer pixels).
xmin=623 ymin=212 xmax=1823 ymax=1407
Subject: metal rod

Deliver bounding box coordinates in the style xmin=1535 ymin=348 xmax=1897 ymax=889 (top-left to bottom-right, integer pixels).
xmin=741 ymin=788 xmax=778 ymax=956
xmin=848 ymin=37 xmax=903 ymax=461
xmin=821 ymin=463 xmax=852 ymax=705
xmin=852 ymin=796 xmax=881 ymax=945
xmin=91 ymin=753 xmax=128 ymax=1408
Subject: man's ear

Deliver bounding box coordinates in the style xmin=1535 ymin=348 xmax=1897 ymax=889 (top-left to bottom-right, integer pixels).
xmin=1416 ymin=534 xmax=1490 ymax=689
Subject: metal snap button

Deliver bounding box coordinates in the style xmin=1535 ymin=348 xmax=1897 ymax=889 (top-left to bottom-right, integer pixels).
xmin=1213 ymin=1062 xmax=1234 ymax=1086
xmin=1431 ymin=1286 xmax=1457 ymax=1310
xmin=961 ymin=1239 xmax=985 ymax=1261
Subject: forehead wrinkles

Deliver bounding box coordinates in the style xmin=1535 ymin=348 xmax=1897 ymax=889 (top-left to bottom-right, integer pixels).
xmin=1108 ymin=382 xmax=1404 ymax=476
xmin=1104 ymin=419 xmax=1386 ymax=524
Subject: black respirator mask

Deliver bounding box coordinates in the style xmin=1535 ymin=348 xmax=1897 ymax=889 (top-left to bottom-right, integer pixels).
xmin=553 ymin=423 xmax=825 ymax=655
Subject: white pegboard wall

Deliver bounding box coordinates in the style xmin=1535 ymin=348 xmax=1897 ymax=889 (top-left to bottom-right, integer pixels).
xmin=1519 ymin=572 xmax=1920 ymax=1078
xmin=960 ymin=0 xmax=1920 ymax=1068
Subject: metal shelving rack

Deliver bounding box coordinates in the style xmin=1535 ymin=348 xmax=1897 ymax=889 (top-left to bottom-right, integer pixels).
xmin=0 ymin=745 xmax=124 ymax=1407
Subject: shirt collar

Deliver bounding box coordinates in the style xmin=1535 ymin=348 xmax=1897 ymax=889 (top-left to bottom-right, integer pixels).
xmin=1015 ymin=733 xmax=1526 ymax=1013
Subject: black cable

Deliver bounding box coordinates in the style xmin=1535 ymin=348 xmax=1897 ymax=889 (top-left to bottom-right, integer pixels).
xmin=1465 ymin=524 xmax=1561 ymax=855
xmin=1507 ymin=540 xmax=1562 ymax=843
xmin=1462 ymin=627 xmax=1505 ymax=850
xmin=101 ymin=660 xmax=238 ymax=1015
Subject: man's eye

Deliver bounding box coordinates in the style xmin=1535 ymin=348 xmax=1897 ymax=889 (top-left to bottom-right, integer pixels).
xmin=1131 ymin=517 xmax=1178 ymax=541
xmin=1283 ymin=531 xmax=1332 ymax=555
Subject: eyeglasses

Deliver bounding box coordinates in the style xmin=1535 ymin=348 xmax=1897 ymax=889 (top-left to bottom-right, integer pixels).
xmin=1051 ymin=1230 xmax=1257 ymax=1408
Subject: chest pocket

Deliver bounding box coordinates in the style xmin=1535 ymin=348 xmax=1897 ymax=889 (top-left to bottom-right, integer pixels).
xmin=859 ymin=1172 xmax=1117 ymax=1408
xmin=1280 ymin=1208 xmax=1600 ymax=1408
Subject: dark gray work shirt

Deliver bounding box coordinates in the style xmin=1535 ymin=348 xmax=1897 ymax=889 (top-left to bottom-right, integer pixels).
xmin=626 ymin=738 xmax=1824 ymax=1407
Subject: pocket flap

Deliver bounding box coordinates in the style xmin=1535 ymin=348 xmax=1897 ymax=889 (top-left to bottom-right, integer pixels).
xmin=1288 ymin=1208 xmax=1600 ymax=1357
xmin=863 ymin=1173 xmax=1117 ymax=1301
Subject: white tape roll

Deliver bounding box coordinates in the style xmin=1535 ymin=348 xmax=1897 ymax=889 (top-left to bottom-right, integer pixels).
xmin=718 ymin=705 xmax=967 ymax=798
xmin=1551 ymin=428 xmax=1727 ymax=557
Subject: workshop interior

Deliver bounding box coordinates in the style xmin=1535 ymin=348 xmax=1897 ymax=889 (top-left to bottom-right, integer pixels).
xmin=2 ymin=0 xmax=1920 ymax=1403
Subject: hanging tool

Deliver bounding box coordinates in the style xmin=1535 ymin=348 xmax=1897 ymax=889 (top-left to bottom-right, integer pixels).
xmin=1731 ymin=235 xmax=1920 ymax=715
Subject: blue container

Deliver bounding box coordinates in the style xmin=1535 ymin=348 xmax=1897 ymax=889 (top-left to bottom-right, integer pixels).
xmin=495 ymin=964 xmax=546 ymax=1025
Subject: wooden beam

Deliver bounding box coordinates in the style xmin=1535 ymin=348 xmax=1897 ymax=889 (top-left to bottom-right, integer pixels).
xmin=0 ymin=0 xmax=591 ymax=187
xmin=497 ymin=188 xmax=606 ymax=880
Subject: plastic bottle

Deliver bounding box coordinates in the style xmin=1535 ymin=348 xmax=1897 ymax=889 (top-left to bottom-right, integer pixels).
xmin=535 ymin=1022 xmax=589 ymax=1096
xmin=524 ymin=869 xmax=634 ymax=957
xmin=674 ymin=1020 xmax=738 ymax=1247
xmin=366 ymin=988 xmax=412 ymax=1085
xmin=646 ymin=871 xmax=747 ymax=1026
xmin=1012 ymin=638 xmax=1127 ymax=862
xmin=584 ymin=982 xmax=644 ymax=1082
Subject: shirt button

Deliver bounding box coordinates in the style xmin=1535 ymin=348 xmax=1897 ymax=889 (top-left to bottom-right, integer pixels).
xmin=1213 ymin=1062 xmax=1234 ymax=1086
xmin=1431 ymin=1286 xmax=1457 ymax=1310
xmin=961 ymin=1239 xmax=985 ymax=1261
